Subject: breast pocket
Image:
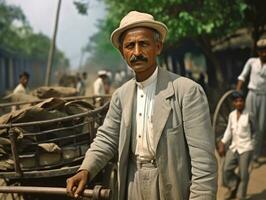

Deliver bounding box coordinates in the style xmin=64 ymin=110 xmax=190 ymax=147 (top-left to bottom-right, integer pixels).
xmin=165 ymin=124 xmax=185 ymax=152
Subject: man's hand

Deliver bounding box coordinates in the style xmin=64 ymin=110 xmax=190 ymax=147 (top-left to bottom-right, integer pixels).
xmin=217 ymin=141 xmax=225 ymax=157
xmin=66 ymin=170 xmax=89 ymax=198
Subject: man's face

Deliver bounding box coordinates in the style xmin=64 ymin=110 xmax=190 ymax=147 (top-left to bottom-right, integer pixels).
xmin=258 ymin=49 xmax=266 ymax=63
xmin=20 ymin=75 xmax=29 ymax=87
xmin=119 ymin=27 xmax=162 ymax=80
xmin=233 ymin=97 xmax=245 ymax=112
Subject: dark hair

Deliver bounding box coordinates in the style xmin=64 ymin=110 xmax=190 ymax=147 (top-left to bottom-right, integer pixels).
xmin=19 ymin=71 xmax=30 ymax=79
xmin=231 ymin=91 xmax=244 ymax=100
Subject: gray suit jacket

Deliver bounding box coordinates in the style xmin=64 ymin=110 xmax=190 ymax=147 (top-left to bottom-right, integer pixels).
xmin=80 ymin=67 xmax=217 ymax=200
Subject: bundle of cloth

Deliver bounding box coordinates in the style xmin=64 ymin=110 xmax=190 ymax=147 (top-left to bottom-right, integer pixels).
xmin=32 ymin=86 xmax=78 ymax=99
xmin=3 ymin=86 xmax=78 ymax=112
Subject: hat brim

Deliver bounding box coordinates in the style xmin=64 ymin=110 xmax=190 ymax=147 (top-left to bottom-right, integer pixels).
xmin=111 ymin=20 xmax=168 ymax=49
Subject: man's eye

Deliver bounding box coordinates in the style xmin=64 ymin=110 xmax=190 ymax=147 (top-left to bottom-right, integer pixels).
xmin=125 ymin=43 xmax=134 ymax=48
xmin=140 ymin=42 xmax=148 ymax=47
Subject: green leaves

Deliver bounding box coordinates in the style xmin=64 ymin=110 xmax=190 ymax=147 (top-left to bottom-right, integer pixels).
xmin=0 ymin=1 xmax=68 ymax=68
xmin=73 ymin=0 xmax=88 ymax=15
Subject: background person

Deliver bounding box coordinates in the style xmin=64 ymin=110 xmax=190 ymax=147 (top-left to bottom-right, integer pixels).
xmin=218 ymin=91 xmax=255 ymax=200
xmin=76 ymin=72 xmax=87 ymax=96
xmin=236 ymin=38 xmax=266 ymax=163
xmin=93 ymin=70 xmax=108 ymax=96
xmin=13 ymin=71 xmax=30 ymax=94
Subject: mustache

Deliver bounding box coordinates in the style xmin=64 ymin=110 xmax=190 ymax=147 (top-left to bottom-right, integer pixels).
xmin=130 ymin=55 xmax=148 ymax=63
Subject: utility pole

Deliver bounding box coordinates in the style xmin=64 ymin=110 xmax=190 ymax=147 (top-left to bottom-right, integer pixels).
xmin=78 ymin=47 xmax=85 ymax=70
xmin=45 ymin=0 xmax=62 ymax=86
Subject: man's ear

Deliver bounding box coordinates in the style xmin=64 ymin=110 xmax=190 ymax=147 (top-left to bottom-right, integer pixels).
xmin=156 ymin=41 xmax=163 ymax=55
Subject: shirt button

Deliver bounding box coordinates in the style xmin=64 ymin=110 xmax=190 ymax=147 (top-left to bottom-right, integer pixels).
xmin=140 ymin=94 xmax=144 ymax=97
xmin=139 ymin=113 xmax=142 ymax=116
xmin=138 ymin=135 xmax=141 ymax=138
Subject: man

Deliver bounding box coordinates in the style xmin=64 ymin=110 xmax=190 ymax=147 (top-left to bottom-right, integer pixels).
xmin=236 ymin=38 xmax=266 ymax=163
xmin=67 ymin=11 xmax=217 ymax=200
xmin=76 ymin=72 xmax=87 ymax=96
xmin=93 ymin=70 xmax=108 ymax=95
xmin=11 ymin=71 xmax=30 ymax=111
xmin=13 ymin=71 xmax=30 ymax=94
xmin=218 ymin=91 xmax=255 ymax=200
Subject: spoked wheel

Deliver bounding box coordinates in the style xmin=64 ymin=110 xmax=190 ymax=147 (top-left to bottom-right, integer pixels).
xmin=108 ymin=164 xmax=118 ymax=200
xmin=213 ymin=90 xmax=235 ymax=142
xmin=213 ymin=90 xmax=235 ymax=194
xmin=97 ymin=162 xmax=118 ymax=200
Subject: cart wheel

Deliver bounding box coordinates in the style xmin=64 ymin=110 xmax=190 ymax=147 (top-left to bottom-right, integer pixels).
xmin=108 ymin=164 xmax=118 ymax=200
xmin=213 ymin=90 xmax=235 ymax=142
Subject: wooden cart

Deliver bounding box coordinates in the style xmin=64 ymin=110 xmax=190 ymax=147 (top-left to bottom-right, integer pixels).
xmin=0 ymin=96 xmax=117 ymax=200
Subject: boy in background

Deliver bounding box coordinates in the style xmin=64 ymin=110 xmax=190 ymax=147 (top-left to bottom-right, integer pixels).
xmin=218 ymin=91 xmax=256 ymax=200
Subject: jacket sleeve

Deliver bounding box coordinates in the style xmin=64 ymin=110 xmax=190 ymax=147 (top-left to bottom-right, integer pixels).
xmin=182 ymin=84 xmax=217 ymax=200
xmin=79 ymin=90 xmax=121 ymax=180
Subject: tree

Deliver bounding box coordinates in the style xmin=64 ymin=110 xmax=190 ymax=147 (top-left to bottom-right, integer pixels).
xmin=0 ymin=0 xmax=28 ymax=51
xmin=0 ymin=0 xmax=69 ymax=69
xmin=244 ymin=0 xmax=266 ymax=55
xmin=84 ymin=19 xmax=124 ymax=71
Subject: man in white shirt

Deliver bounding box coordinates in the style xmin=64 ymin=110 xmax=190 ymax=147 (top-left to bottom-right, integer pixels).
xmin=93 ymin=70 xmax=108 ymax=95
xmin=13 ymin=71 xmax=30 ymax=94
xmin=236 ymin=38 xmax=266 ymax=162
xmin=218 ymin=91 xmax=255 ymax=200
xmin=11 ymin=72 xmax=30 ymax=111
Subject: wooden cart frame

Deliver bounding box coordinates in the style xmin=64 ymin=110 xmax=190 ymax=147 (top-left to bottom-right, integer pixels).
xmin=0 ymin=96 xmax=117 ymax=200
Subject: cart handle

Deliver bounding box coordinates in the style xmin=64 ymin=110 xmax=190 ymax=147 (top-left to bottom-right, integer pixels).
xmin=0 ymin=185 xmax=111 ymax=200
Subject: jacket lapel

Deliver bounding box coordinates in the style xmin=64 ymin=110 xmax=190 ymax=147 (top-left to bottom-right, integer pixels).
xmin=119 ymin=79 xmax=136 ymax=160
xmin=123 ymin=79 xmax=136 ymax=128
xmin=153 ymin=68 xmax=174 ymax=151
xmin=118 ymin=79 xmax=136 ymax=200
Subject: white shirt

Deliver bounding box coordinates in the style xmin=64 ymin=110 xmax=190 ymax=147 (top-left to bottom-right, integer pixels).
xmin=132 ymin=67 xmax=158 ymax=159
xmin=238 ymin=58 xmax=266 ymax=93
xmin=221 ymin=109 xmax=254 ymax=154
xmin=93 ymin=77 xmax=105 ymax=95
xmin=13 ymin=83 xmax=28 ymax=94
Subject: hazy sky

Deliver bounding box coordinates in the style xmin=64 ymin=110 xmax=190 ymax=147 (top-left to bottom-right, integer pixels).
xmin=7 ymin=0 xmax=106 ymax=69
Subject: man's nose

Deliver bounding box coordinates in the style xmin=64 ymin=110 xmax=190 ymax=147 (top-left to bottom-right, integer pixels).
xmin=133 ymin=44 xmax=141 ymax=56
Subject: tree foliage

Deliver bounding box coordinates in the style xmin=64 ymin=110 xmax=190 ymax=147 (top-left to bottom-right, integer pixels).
xmin=84 ymin=19 xmax=124 ymax=71
xmin=243 ymin=0 xmax=266 ymax=54
xmin=0 ymin=0 xmax=69 ymax=68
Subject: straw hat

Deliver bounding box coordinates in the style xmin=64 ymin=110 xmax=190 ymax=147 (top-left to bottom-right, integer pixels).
xmin=257 ymin=38 xmax=266 ymax=49
xmin=98 ymin=70 xmax=107 ymax=76
xmin=111 ymin=11 xmax=168 ymax=49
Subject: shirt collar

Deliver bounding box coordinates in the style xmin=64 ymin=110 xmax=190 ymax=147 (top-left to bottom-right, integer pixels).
xmin=136 ymin=67 xmax=158 ymax=88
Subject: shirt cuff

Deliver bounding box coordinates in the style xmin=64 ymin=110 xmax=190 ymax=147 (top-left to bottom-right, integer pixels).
xmin=238 ymin=76 xmax=245 ymax=81
xmin=221 ymin=137 xmax=228 ymax=144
